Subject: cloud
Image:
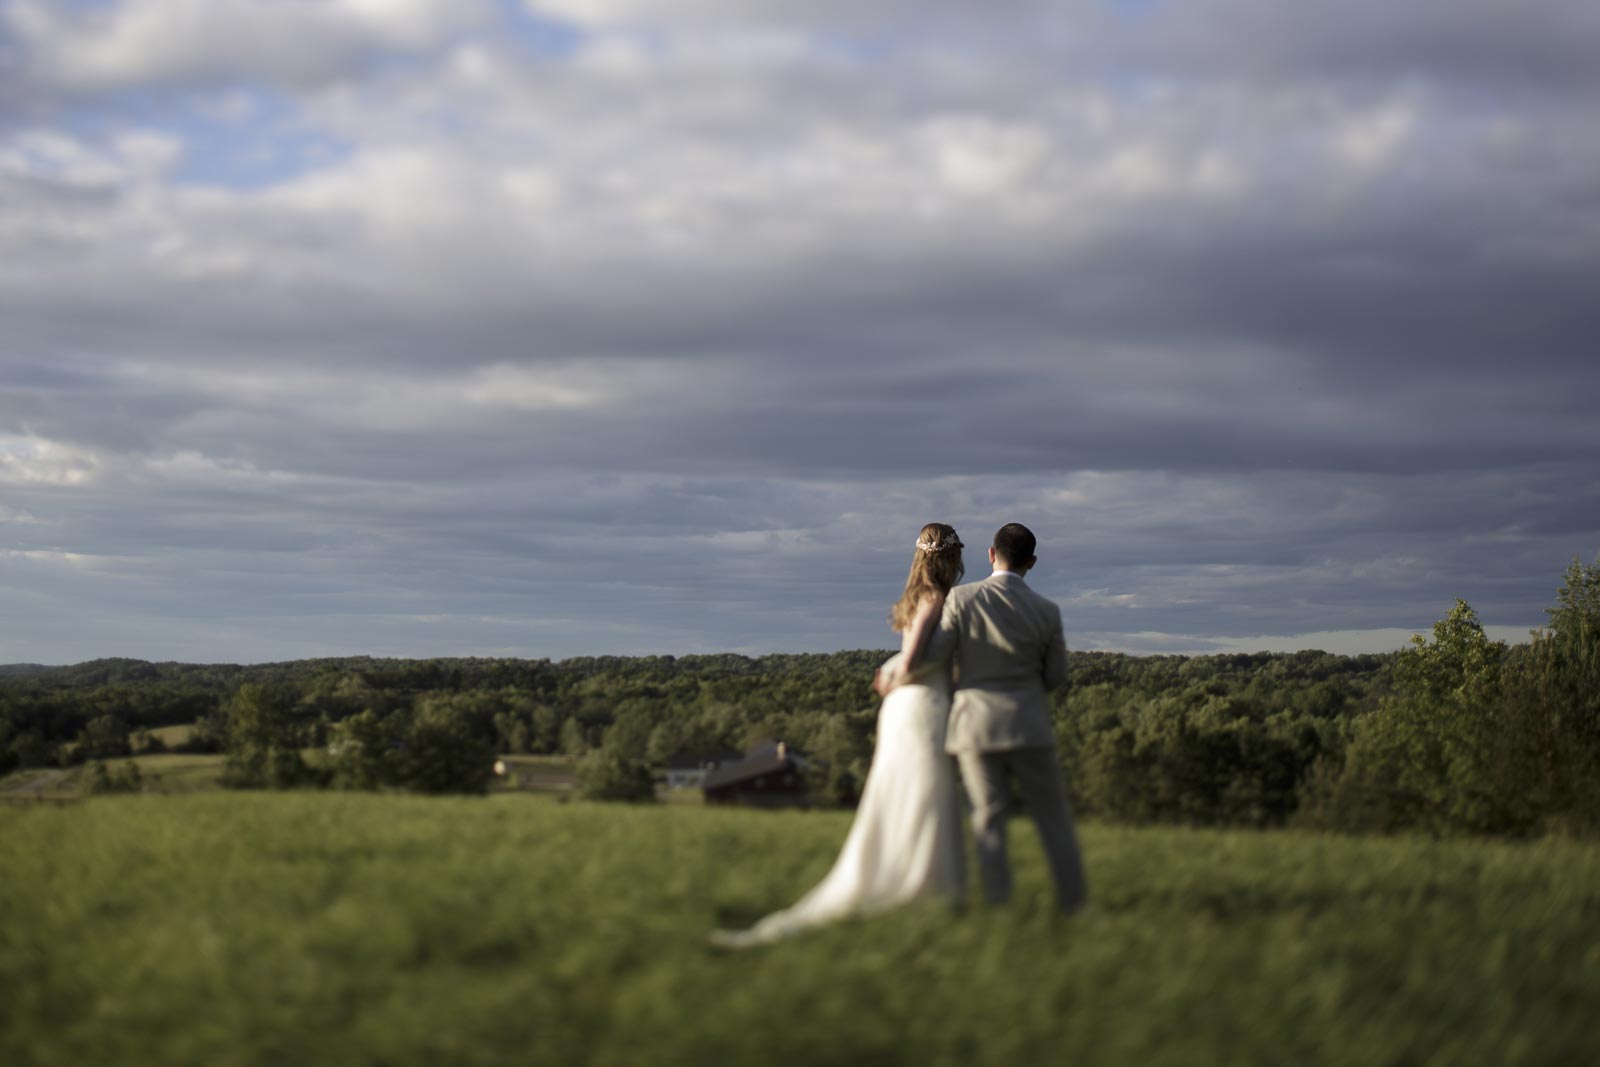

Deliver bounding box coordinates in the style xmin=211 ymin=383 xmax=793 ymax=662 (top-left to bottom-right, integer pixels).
xmin=4 ymin=0 xmax=490 ymax=96
xmin=1077 ymin=626 xmax=1536 ymax=658
xmin=0 ymin=433 xmax=102 ymax=486
xmin=1 ymin=0 xmax=1597 ymax=662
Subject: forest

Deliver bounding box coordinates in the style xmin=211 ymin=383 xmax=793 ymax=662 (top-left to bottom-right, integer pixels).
xmin=5 ymin=556 xmax=1597 ymax=838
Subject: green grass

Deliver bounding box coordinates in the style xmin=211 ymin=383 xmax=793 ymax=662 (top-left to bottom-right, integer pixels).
xmin=4 ymin=751 xmax=577 ymax=800
xmin=0 ymin=768 xmax=38 ymax=791
xmin=492 ymin=754 xmax=577 ymax=795
xmin=3 ymin=795 xmax=1598 ymax=1067
xmin=120 ymin=753 xmax=228 ymax=793
xmin=1 ymin=754 xmax=227 ymax=797
xmin=141 ymin=723 xmax=196 ymax=749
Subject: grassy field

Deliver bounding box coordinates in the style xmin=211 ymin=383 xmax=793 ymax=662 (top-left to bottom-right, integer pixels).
xmin=113 ymin=752 xmax=230 ymax=793
xmin=4 ymin=751 xmax=580 ymax=800
xmin=2 ymin=753 xmax=228 ymax=798
xmin=3 ymin=794 xmax=1598 ymax=1067
xmin=494 ymin=754 xmax=579 ymax=795
xmin=141 ymin=722 xmax=197 ymax=749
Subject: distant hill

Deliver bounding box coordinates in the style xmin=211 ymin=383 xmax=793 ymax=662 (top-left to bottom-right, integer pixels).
xmin=0 ymin=664 xmax=51 ymax=679
xmin=0 ymin=651 xmax=899 ymax=691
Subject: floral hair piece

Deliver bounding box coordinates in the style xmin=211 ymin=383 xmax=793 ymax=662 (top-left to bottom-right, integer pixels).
xmin=916 ymin=533 xmax=963 ymax=554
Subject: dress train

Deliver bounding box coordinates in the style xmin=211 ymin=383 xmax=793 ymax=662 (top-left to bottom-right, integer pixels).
xmin=711 ymin=659 xmax=965 ymax=948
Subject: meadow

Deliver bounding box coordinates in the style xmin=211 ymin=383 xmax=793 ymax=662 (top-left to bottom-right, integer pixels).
xmin=4 ymin=793 xmax=1599 ymax=1067
xmin=1 ymin=751 xmax=582 ymax=800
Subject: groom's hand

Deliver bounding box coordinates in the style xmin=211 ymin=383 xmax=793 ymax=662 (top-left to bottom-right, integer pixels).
xmin=873 ymin=664 xmax=903 ymax=696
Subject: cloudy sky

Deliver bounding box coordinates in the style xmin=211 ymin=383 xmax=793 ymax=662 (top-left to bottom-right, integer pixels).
xmin=2 ymin=0 xmax=1597 ymax=664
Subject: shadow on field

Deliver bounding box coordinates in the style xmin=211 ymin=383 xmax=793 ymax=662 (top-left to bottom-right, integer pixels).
xmin=1098 ymin=881 xmax=1477 ymax=920
xmin=712 ymin=902 xmax=778 ymax=929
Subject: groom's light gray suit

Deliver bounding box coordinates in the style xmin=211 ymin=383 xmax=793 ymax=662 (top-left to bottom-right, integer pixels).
xmin=937 ymin=570 xmax=1087 ymax=912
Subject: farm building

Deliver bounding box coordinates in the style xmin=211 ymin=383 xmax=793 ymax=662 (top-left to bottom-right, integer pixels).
xmin=701 ymin=741 xmax=809 ymax=808
xmin=658 ymin=749 xmax=741 ymax=791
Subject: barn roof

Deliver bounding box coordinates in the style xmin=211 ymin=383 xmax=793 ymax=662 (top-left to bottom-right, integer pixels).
xmin=701 ymin=743 xmax=799 ymax=791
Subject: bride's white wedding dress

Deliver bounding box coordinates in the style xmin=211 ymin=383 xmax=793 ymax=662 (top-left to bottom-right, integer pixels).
xmin=711 ymin=650 xmax=967 ymax=948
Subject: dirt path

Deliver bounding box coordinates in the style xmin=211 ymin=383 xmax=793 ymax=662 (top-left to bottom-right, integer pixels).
xmin=5 ymin=769 xmax=71 ymax=795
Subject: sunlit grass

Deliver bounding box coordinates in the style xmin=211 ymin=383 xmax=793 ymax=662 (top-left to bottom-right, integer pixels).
xmin=122 ymin=753 xmax=228 ymax=792
xmin=492 ymin=754 xmax=578 ymax=795
xmin=142 ymin=723 xmax=196 ymax=749
xmin=1 ymin=754 xmax=228 ymax=797
xmin=3 ymin=794 xmax=1598 ymax=1066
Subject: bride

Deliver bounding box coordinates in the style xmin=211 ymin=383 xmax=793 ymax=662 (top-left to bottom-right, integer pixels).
xmin=710 ymin=523 xmax=968 ymax=948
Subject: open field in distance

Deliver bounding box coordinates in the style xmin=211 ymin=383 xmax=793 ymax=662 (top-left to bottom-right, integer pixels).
xmin=2 ymin=747 xmax=586 ymax=801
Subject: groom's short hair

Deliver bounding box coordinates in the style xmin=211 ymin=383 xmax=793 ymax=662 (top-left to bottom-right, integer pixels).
xmin=992 ymin=523 xmax=1037 ymax=567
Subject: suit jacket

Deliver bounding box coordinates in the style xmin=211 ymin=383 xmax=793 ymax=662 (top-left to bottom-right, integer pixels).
xmin=937 ymin=571 xmax=1069 ymax=753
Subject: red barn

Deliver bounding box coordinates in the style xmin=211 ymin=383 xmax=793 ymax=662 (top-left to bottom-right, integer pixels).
xmin=701 ymin=741 xmax=809 ymax=808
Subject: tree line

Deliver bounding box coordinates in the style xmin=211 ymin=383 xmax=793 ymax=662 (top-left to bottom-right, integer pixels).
xmin=4 ymin=555 xmax=1596 ymax=837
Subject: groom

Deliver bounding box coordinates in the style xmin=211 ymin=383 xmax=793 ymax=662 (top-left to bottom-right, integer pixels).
xmin=936 ymin=523 xmax=1087 ymax=914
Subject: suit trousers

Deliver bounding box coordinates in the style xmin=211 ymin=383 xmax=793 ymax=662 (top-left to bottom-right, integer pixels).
xmin=954 ymin=745 xmax=1088 ymax=913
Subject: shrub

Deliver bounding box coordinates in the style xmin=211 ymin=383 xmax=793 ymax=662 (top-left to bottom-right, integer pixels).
xmin=77 ymin=715 xmax=132 ymax=761
xmin=9 ymin=733 xmax=58 ymax=770
xmin=328 ymin=704 xmax=494 ymax=795
xmin=220 ymin=684 xmax=323 ymax=790
xmin=1494 ymin=556 xmax=1600 ymax=834
xmin=133 ymin=730 xmax=168 ymax=754
xmin=576 ymin=750 xmax=657 ymax=803
xmin=1295 ymin=600 xmax=1524 ymax=835
xmin=83 ymin=760 xmax=142 ymax=795
xmin=394 ymin=702 xmax=496 ymax=795
xmin=1297 ymin=572 xmax=1600 ymax=838
xmin=1063 ymin=694 xmax=1327 ymax=828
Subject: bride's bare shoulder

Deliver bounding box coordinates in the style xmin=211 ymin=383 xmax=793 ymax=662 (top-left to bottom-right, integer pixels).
xmin=914 ymin=588 xmax=947 ymax=619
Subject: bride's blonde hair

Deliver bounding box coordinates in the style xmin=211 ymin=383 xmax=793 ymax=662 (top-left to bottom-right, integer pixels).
xmin=889 ymin=522 xmax=965 ymax=632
